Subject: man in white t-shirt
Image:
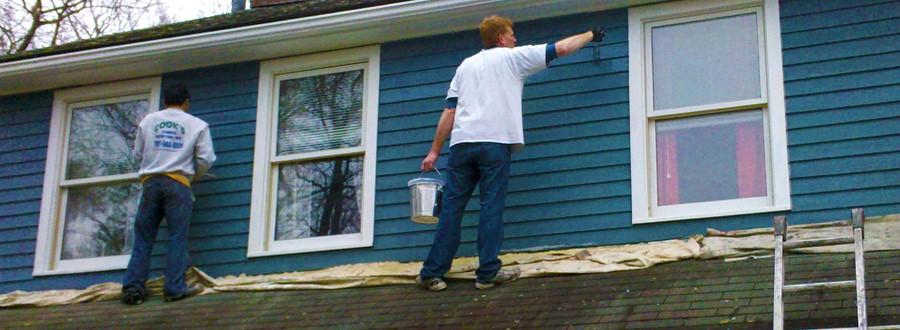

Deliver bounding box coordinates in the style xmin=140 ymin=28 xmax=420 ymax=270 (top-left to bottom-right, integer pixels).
xmin=417 ymin=15 xmax=604 ymax=291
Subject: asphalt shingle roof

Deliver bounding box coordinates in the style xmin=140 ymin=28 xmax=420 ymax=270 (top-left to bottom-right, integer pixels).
xmin=2 ymin=250 xmax=899 ymax=329
xmin=0 ymin=0 xmax=411 ymax=64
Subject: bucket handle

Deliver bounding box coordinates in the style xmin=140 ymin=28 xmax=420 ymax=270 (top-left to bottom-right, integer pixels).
xmin=418 ymin=168 xmax=443 ymax=179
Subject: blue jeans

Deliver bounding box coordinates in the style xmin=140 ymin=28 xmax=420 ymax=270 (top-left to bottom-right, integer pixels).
xmin=122 ymin=176 xmax=193 ymax=296
xmin=420 ymin=142 xmax=512 ymax=283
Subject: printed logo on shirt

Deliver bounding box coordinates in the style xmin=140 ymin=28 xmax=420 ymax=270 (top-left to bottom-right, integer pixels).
xmin=152 ymin=121 xmax=186 ymax=151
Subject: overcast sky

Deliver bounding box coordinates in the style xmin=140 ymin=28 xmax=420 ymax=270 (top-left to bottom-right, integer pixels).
xmin=158 ymin=0 xmax=249 ymax=21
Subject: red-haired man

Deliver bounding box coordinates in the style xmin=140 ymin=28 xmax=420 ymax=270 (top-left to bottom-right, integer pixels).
xmin=417 ymin=15 xmax=604 ymax=291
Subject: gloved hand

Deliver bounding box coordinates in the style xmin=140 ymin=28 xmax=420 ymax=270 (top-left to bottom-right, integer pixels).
xmin=591 ymin=26 xmax=606 ymax=42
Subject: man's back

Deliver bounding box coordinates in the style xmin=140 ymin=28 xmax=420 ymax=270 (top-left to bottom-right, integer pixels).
xmin=135 ymin=109 xmax=215 ymax=180
xmin=449 ymin=45 xmax=547 ymax=152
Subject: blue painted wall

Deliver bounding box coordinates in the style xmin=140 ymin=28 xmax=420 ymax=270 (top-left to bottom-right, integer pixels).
xmin=0 ymin=92 xmax=53 ymax=292
xmin=779 ymin=0 xmax=900 ymax=223
xmin=0 ymin=0 xmax=897 ymax=293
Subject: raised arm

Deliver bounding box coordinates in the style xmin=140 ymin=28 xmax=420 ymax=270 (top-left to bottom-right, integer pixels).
xmin=555 ymin=27 xmax=605 ymax=58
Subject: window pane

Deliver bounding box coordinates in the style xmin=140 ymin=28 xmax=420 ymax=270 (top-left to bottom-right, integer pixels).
xmin=61 ymin=181 xmax=141 ymax=260
xmin=274 ymin=156 xmax=363 ymax=240
xmin=66 ymin=100 xmax=148 ymax=180
xmin=277 ymin=69 xmax=363 ymax=156
xmin=656 ymin=110 xmax=766 ymax=206
xmin=651 ymin=13 xmax=761 ymax=110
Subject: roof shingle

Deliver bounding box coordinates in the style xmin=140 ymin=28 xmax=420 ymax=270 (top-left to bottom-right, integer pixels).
xmin=2 ymin=250 xmax=899 ymax=329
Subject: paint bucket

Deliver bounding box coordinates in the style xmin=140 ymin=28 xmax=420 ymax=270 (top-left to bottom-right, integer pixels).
xmin=407 ymin=170 xmax=444 ymax=224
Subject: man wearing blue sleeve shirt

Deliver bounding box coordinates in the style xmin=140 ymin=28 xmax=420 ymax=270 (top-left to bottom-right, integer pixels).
xmin=417 ymin=15 xmax=604 ymax=291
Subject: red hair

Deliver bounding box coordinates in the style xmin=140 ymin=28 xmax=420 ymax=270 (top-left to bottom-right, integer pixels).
xmin=479 ymin=15 xmax=513 ymax=48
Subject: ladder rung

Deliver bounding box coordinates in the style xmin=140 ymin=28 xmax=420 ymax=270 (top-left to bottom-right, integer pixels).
xmin=783 ymin=280 xmax=856 ymax=293
xmin=783 ymin=236 xmax=854 ymax=250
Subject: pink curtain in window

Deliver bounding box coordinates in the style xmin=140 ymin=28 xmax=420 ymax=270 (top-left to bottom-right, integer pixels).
xmin=736 ymin=122 xmax=766 ymax=198
xmin=656 ymin=131 xmax=679 ymax=205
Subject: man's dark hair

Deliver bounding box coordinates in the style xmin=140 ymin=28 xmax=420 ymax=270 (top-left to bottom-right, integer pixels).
xmin=163 ymin=83 xmax=191 ymax=107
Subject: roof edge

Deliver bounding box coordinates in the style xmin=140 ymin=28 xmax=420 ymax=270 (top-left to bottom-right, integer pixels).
xmin=0 ymin=0 xmax=649 ymax=96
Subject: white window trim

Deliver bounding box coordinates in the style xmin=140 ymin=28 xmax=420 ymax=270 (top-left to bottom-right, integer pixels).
xmin=248 ymin=45 xmax=380 ymax=258
xmin=628 ymin=0 xmax=791 ymax=224
xmin=34 ymin=77 xmax=161 ymax=276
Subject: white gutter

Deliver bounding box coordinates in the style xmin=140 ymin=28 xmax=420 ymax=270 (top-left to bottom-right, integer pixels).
xmin=0 ymin=0 xmax=647 ymax=96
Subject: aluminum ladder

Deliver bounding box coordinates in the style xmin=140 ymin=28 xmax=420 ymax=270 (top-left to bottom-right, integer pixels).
xmin=773 ymin=208 xmax=867 ymax=329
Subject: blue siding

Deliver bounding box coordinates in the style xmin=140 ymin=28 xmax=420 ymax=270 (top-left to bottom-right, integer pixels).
xmin=780 ymin=0 xmax=900 ymax=223
xmin=1 ymin=0 xmax=898 ymax=294
xmin=0 ymin=91 xmax=52 ymax=293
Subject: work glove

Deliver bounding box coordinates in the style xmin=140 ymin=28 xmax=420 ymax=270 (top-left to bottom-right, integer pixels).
xmin=591 ymin=26 xmax=606 ymax=42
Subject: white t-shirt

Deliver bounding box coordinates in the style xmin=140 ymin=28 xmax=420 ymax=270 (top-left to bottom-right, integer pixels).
xmin=134 ymin=108 xmax=216 ymax=180
xmin=447 ymin=44 xmax=547 ymax=153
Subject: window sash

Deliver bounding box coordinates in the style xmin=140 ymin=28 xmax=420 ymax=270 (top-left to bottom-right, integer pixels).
xmin=270 ymin=63 xmax=367 ymax=159
xmin=644 ymin=7 xmax=772 ymax=215
xmin=35 ymin=77 xmax=160 ymax=276
xmin=61 ymin=94 xmax=149 ymax=186
xmin=271 ymin=146 xmax=364 ymax=164
xmin=269 ymin=155 xmax=364 ymax=243
xmin=647 ymin=99 xmax=767 ymax=120
xmin=57 ymin=181 xmax=141 ymax=261
xmin=648 ymin=109 xmax=773 ymax=213
xmin=268 ymin=63 xmax=367 ymax=246
xmin=643 ymin=7 xmax=768 ymax=116
xmin=628 ymin=0 xmax=791 ymax=224
xmin=248 ymin=45 xmax=379 ymax=257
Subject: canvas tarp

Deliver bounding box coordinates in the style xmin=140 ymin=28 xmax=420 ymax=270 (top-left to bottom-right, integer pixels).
xmin=0 ymin=238 xmax=700 ymax=307
xmin=698 ymin=214 xmax=900 ymax=259
xmin=2 ymin=214 xmax=897 ymax=308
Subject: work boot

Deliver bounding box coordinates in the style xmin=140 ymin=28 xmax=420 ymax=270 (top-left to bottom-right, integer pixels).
xmin=415 ymin=275 xmax=447 ymax=292
xmin=475 ymin=268 xmax=520 ymax=290
xmin=164 ymin=284 xmax=203 ymax=303
xmin=120 ymin=287 xmax=145 ymax=306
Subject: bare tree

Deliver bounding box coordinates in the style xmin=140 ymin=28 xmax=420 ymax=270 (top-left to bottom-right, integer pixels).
xmin=1 ymin=0 xmax=86 ymax=54
xmin=0 ymin=0 xmax=174 ymax=55
xmin=194 ymin=0 xmax=232 ymax=19
xmin=63 ymin=0 xmax=174 ymax=42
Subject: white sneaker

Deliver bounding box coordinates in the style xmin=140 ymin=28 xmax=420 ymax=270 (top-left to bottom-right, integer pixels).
xmin=475 ymin=268 xmax=520 ymax=290
xmin=415 ymin=275 xmax=447 ymax=292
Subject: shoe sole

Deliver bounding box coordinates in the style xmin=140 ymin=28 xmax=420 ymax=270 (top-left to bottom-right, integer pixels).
xmin=429 ymin=281 xmax=448 ymax=291
xmin=164 ymin=288 xmax=203 ymax=302
xmin=475 ymin=283 xmax=494 ymax=290
xmin=416 ymin=276 xmax=448 ymax=292
xmin=122 ymin=298 xmax=143 ymax=306
xmin=121 ymin=291 xmax=145 ymax=306
xmin=164 ymin=293 xmax=198 ymax=302
xmin=416 ymin=280 xmax=448 ymax=292
xmin=475 ymin=272 xmax=520 ymax=290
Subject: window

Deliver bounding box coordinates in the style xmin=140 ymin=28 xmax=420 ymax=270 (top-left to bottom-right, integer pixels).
xmin=248 ymin=46 xmax=379 ymax=257
xmin=628 ymin=0 xmax=791 ymax=223
xmin=34 ymin=77 xmax=161 ymax=275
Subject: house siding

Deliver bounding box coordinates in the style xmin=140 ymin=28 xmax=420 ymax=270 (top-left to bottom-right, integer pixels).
xmin=0 ymin=92 xmax=54 ymax=291
xmin=0 ymin=0 xmax=898 ymax=293
xmin=780 ymin=0 xmax=900 ymax=223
